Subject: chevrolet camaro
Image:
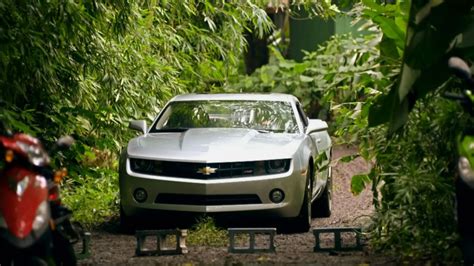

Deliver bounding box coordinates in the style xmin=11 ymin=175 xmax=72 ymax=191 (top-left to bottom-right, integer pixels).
xmin=119 ymin=93 xmax=332 ymax=232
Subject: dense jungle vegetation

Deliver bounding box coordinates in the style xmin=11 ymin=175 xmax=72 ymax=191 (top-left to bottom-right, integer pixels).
xmin=1 ymin=0 xmax=473 ymax=264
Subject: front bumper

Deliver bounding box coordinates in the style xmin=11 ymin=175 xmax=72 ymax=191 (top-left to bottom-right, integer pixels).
xmin=120 ymin=158 xmax=306 ymax=218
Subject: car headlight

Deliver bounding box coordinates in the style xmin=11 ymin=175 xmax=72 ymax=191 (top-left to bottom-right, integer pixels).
xmin=265 ymin=159 xmax=290 ymax=174
xmin=32 ymin=201 xmax=50 ymax=232
xmin=16 ymin=141 xmax=50 ymax=167
xmin=458 ymin=157 xmax=474 ymax=189
xmin=130 ymin=158 xmax=152 ymax=173
xmin=130 ymin=159 xmax=163 ymax=175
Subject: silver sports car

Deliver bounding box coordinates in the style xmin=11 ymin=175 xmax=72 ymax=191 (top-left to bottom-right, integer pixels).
xmin=119 ymin=93 xmax=332 ymax=232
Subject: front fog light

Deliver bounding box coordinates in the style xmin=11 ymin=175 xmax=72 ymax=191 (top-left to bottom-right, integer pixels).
xmin=458 ymin=157 xmax=474 ymax=189
xmin=134 ymin=188 xmax=148 ymax=203
xmin=270 ymin=189 xmax=285 ymax=203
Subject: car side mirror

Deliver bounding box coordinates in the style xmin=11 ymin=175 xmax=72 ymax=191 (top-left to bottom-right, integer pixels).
xmin=129 ymin=120 xmax=147 ymax=134
xmin=306 ymin=119 xmax=328 ymax=134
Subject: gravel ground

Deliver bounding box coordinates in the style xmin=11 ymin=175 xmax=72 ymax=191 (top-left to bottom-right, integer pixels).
xmin=78 ymin=145 xmax=395 ymax=265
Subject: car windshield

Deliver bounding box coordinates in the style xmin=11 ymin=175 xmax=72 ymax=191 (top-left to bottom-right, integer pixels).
xmin=150 ymin=100 xmax=299 ymax=133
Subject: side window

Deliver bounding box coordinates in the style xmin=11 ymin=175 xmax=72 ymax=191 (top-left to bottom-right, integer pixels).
xmin=296 ymin=103 xmax=308 ymax=128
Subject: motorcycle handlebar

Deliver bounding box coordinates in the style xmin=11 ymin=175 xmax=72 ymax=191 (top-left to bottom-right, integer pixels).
xmin=443 ymin=92 xmax=467 ymax=101
xmin=0 ymin=121 xmax=12 ymax=137
xmin=449 ymin=57 xmax=474 ymax=87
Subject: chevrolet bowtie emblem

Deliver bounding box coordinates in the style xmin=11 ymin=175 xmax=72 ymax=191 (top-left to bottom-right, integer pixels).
xmin=197 ymin=166 xmax=217 ymax=175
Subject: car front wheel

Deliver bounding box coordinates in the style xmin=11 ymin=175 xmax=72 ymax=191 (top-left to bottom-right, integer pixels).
xmin=120 ymin=205 xmax=136 ymax=234
xmin=313 ymin=167 xmax=332 ymax=218
xmin=284 ymin=172 xmax=312 ymax=233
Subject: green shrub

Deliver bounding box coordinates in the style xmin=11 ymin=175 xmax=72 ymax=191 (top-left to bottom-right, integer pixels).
xmin=226 ymin=10 xmax=461 ymax=260
xmin=62 ymin=167 xmax=119 ymax=229
xmin=365 ymin=96 xmax=463 ymax=262
xmin=187 ymin=216 xmax=228 ymax=247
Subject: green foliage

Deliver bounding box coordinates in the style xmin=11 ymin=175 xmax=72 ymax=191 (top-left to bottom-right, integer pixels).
xmin=255 ymin=0 xmax=339 ymax=18
xmin=187 ymin=216 xmax=228 ymax=247
xmin=334 ymin=1 xmax=464 ymax=262
xmin=61 ymin=167 xmax=119 ymax=229
xmin=360 ymin=0 xmax=408 ymax=57
xmin=351 ymin=172 xmax=372 ymax=195
xmin=228 ymin=0 xmax=462 ymax=262
xmin=367 ymin=96 xmax=463 ymax=262
xmin=0 ymin=1 xmax=274 ymax=226
xmin=368 ymin=0 xmax=474 ymax=133
xmin=226 ymin=32 xmax=386 ymax=123
xmin=0 ymin=0 xmax=275 ymax=145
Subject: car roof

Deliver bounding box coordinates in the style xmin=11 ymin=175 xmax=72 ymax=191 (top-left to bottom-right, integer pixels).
xmin=170 ymin=93 xmax=299 ymax=103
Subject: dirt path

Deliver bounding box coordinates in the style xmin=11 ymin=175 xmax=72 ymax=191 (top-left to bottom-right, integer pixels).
xmin=78 ymin=146 xmax=394 ymax=265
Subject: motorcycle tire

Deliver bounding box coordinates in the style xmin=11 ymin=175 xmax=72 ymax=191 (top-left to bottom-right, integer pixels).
xmin=0 ymin=252 xmax=52 ymax=266
xmin=52 ymin=231 xmax=77 ymax=266
xmin=0 ymin=230 xmax=55 ymax=266
xmin=456 ymin=178 xmax=474 ymax=265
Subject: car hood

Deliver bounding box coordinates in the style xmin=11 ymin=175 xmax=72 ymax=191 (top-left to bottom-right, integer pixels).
xmin=127 ymin=128 xmax=304 ymax=162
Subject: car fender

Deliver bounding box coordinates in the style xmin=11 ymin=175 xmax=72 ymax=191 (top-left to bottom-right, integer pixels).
xmin=293 ymin=136 xmax=315 ymax=197
xmin=118 ymin=149 xmax=130 ymax=208
xmin=304 ymin=133 xmax=328 ymax=201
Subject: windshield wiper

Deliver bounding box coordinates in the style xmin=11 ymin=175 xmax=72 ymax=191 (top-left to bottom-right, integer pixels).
xmin=257 ymin=128 xmax=288 ymax=133
xmin=153 ymin=127 xmax=190 ymax=133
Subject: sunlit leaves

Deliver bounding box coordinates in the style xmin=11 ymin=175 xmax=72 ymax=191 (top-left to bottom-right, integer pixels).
xmin=368 ymin=0 xmax=474 ymax=133
xmin=0 ymin=0 xmax=275 ymax=149
xmin=0 ymin=0 xmax=275 ymax=227
xmin=256 ymin=0 xmax=340 ymax=18
xmin=351 ymin=173 xmax=371 ymax=195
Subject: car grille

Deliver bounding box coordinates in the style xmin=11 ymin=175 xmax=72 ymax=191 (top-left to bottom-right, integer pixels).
xmin=155 ymin=193 xmax=262 ymax=205
xmin=129 ymin=159 xmax=291 ymax=179
xmin=168 ymin=161 xmax=256 ymax=179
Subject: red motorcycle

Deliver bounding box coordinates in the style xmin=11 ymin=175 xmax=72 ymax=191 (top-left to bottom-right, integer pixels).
xmin=0 ymin=129 xmax=78 ymax=265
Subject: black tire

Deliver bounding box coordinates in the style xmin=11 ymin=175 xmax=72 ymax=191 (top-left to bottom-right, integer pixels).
xmin=120 ymin=205 xmax=135 ymax=234
xmin=313 ymin=166 xmax=332 ymax=218
xmin=30 ymin=256 xmax=50 ymax=266
xmin=456 ymin=178 xmax=474 ymax=265
xmin=52 ymin=231 xmax=77 ymax=266
xmin=21 ymin=256 xmax=49 ymax=266
xmin=3 ymin=256 xmax=49 ymax=266
xmin=284 ymin=173 xmax=312 ymax=233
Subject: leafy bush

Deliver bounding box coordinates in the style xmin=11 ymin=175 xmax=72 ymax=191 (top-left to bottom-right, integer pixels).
xmin=0 ymin=1 xmax=274 ymax=227
xmin=187 ymin=216 xmax=228 ymax=247
xmin=226 ymin=2 xmax=462 ymax=259
xmin=366 ymin=97 xmax=463 ymax=262
xmin=226 ymin=31 xmax=386 ymax=123
xmin=61 ymin=167 xmax=119 ymax=229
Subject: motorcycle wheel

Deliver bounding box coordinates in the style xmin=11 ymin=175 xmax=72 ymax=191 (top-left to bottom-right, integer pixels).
xmin=53 ymin=231 xmax=77 ymax=266
xmin=1 ymin=254 xmax=50 ymax=266
xmin=456 ymin=178 xmax=474 ymax=265
xmin=29 ymin=256 xmax=50 ymax=266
